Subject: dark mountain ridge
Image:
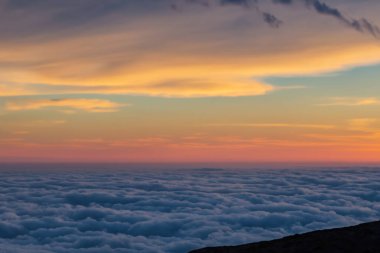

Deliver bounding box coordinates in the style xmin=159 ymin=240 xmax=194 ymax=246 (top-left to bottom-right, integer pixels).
xmin=189 ymin=220 xmax=380 ymax=253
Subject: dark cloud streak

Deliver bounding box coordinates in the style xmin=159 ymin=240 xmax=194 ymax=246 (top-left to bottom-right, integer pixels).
xmin=185 ymin=0 xmax=380 ymax=38
xmin=275 ymin=0 xmax=380 ymax=38
xmin=2 ymin=0 xmax=378 ymax=37
xmin=262 ymin=12 xmax=283 ymax=28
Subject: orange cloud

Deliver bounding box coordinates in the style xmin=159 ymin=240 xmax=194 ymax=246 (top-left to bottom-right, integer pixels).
xmin=319 ymin=97 xmax=380 ymax=106
xmin=5 ymin=98 xmax=126 ymax=113
xmin=208 ymin=123 xmax=336 ymax=129
xmin=0 ymin=4 xmax=380 ymax=97
xmin=347 ymin=118 xmax=379 ymax=132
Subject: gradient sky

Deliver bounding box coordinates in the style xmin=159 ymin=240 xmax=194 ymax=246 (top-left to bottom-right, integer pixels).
xmin=1 ymin=0 xmax=380 ymax=163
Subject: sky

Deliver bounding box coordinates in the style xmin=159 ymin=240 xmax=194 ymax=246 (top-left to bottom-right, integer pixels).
xmin=1 ymin=0 xmax=380 ymax=163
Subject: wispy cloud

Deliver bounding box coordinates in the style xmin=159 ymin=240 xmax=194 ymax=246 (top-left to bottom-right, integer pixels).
xmin=185 ymin=0 xmax=380 ymax=38
xmin=0 ymin=1 xmax=379 ymax=98
xmin=5 ymin=98 xmax=126 ymax=113
xmin=208 ymin=123 xmax=336 ymax=129
xmin=348 ymin=118 xmax=378 ymax=132
xmin=318 ymin=97 xmax=380 ymax=106
xmin=306 ymin=0 xmax=380 ymax=38
xmin=10 ymin=130 xmax=30 ymax=136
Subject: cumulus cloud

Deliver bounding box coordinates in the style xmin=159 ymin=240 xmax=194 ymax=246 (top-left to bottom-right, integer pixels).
xmin=0 ymin=167 xmax=379 ymax=253
xmin=5 ymin=98 xmax=126 ymax=113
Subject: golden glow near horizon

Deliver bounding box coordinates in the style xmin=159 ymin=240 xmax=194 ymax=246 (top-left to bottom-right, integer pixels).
xmin=1 ymin=0 xmax=380 ymax=162
xmin=5 ymin=98 xmax=126 ymax=113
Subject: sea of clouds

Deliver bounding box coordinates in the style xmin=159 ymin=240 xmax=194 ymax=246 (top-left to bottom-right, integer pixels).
xmin=0 ymin=166 xmax=379 ymax=253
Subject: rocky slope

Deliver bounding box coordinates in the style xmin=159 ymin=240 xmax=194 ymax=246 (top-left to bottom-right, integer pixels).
xmin=189 ymin=220 xmax=380 ymax=253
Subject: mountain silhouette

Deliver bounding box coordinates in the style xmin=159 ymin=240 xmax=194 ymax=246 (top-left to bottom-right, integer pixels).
xmin=189 ymin=220 xmax=380 ymax=253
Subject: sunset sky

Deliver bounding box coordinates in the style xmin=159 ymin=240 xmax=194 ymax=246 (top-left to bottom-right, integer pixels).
xmin=1 ymin=0 xmax=380 ymax=163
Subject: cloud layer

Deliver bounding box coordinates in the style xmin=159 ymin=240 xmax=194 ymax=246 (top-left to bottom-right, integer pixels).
xmin=0 ymin=0 xmax=380 ymax=97
xmin=0 ymin=167 xmax=379 ymax=253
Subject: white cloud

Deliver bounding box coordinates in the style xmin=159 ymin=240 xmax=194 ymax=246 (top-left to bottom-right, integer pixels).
xmin=0 ymin=167 xmax=379 ymax=253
